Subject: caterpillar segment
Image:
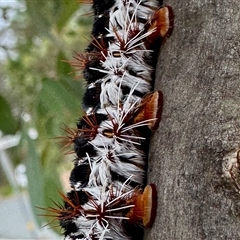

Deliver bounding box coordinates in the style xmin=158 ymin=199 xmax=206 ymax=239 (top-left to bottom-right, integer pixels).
xmin=41 ymin=0 xmax=173 ymax=239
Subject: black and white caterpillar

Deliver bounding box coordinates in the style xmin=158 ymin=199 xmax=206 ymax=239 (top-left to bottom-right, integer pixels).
xmin=41 ymin=0 xmax=173 ymax=239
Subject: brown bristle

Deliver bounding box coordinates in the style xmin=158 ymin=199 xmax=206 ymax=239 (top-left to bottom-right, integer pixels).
xmin=142 ymin=184 xmax=157 ymax=228
xmin=112 ymin=26 xmax=128 ymax=52
xmin=63 ymin=52 xmax=101 ymax=79
xmin=126 ymin=193 xmax=144 ymax=224
xmin=53 ymin=114 xmax=99 ymax=153
xmin=77 ymin=0 xmax=93 ymax=4
xmin=147 ymin=6 xmax=174 ymax=44
xmin=52 ymin=124 xmax=79 ymax=150
xmin=125 ymin=184 xmax=157 ymax=227
xmin=163 ymin=6 xmax=174 ymax=37
xmin=148 ymin=91 xmax=163 ymax=130
xmin=36 ymin=190 xmax=83 ymax=224
xmin=112 ymin=23 xmax=142 ymax=54
xmin=89 ymin=36 xmax=108 ymax=59
xmin=155 ymin=6 xmax=174 ymax=37
xmin=128 ymin=22 xmax=141 ymax=41
xmin=133 ymin=91 xmax=163 ymax=131
xmin=81 ymin=112 xmax=99 ymax=140
xmin=65 ymin=52 xmax=100 ymax=70
xmin=103 ymin=105 xmax=144 ymax=146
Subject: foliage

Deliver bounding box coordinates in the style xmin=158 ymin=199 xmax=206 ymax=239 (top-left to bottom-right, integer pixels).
xmin=0 ymin=0 xmax=92 ymax=229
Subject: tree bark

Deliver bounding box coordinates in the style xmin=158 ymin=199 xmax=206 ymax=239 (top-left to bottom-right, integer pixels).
xmin=146 ymin=0 xmax=240 ymax=239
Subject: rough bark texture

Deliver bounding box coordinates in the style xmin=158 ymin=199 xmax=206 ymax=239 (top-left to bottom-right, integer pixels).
xmin=146 ymin=1 xmax=240 ymax=239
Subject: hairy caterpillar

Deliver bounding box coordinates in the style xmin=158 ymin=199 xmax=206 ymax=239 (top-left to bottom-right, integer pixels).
xmin=40 ymin=0 xmax=173 ymax=239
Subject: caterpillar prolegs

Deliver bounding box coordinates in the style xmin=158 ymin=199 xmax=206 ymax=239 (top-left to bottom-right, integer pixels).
xmin=41 ymin=1 xmax=173 ymax=239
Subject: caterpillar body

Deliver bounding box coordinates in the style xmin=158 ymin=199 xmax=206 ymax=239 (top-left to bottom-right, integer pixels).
xmin=41 ymin=1 xmax=173 ymax=239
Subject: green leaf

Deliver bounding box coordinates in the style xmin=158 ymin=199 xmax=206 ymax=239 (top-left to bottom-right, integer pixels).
xmin=0 ymin=95 xmax=18 ymax=134
xmin=56 ymin=50 xmax=73 ymax=77
xmin=25 ymin=0 xmax=52 ymax=36
xmin=43 ymin=174 xmax=62 ymax=209
xmin=25 ymin=133 xmax=45 ymax=226
xmin=26 ymin=0 xmax=79 ymax=35
xmin=25 ymin=133 xmax=63 ymax=228
xmin=41 ymin=173 xmax=63 ymax=234
xmin=55 ymin=0 xmax=79 ymax=33
xmin=37 ymin=78 xmax=82 ymax=139
xmin=38 ymin=78 xmax=81 ymax=117
xmin=56 ymin=52 xmax=84 ymax=103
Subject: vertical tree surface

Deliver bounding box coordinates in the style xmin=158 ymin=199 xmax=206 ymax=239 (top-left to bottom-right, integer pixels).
xmin=146 ymin=1 xmax=240 ymax=239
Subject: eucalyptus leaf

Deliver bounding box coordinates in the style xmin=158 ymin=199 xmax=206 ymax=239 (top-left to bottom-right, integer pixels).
xmin=57 ymin=50 xmax=73 ymax=77
xmin=55 ymin=0 xmax=79 ymax=33
xmin=39 ymin=79 xmax=80 ymax=117
xmin=25 ymin=133 xmax=45 ymax=226
xmin=0 ymin=95 xmax=18 ymax=134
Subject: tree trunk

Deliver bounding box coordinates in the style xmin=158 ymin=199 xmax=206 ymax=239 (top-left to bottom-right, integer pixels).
xmin=146 ymin=0 xmax=240 ymax=239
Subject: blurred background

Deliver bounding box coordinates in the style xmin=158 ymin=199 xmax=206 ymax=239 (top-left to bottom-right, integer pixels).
xmin=0 ymin=0 xmax=91 ymax=239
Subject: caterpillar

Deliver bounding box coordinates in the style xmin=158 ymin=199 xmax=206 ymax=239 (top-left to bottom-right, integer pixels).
xmin=40 ymin=0 xmax=173 ymax=239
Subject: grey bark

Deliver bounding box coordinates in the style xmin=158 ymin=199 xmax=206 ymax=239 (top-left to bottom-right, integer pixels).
xmin=145 ymin=1 xmax=240 ymax=239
